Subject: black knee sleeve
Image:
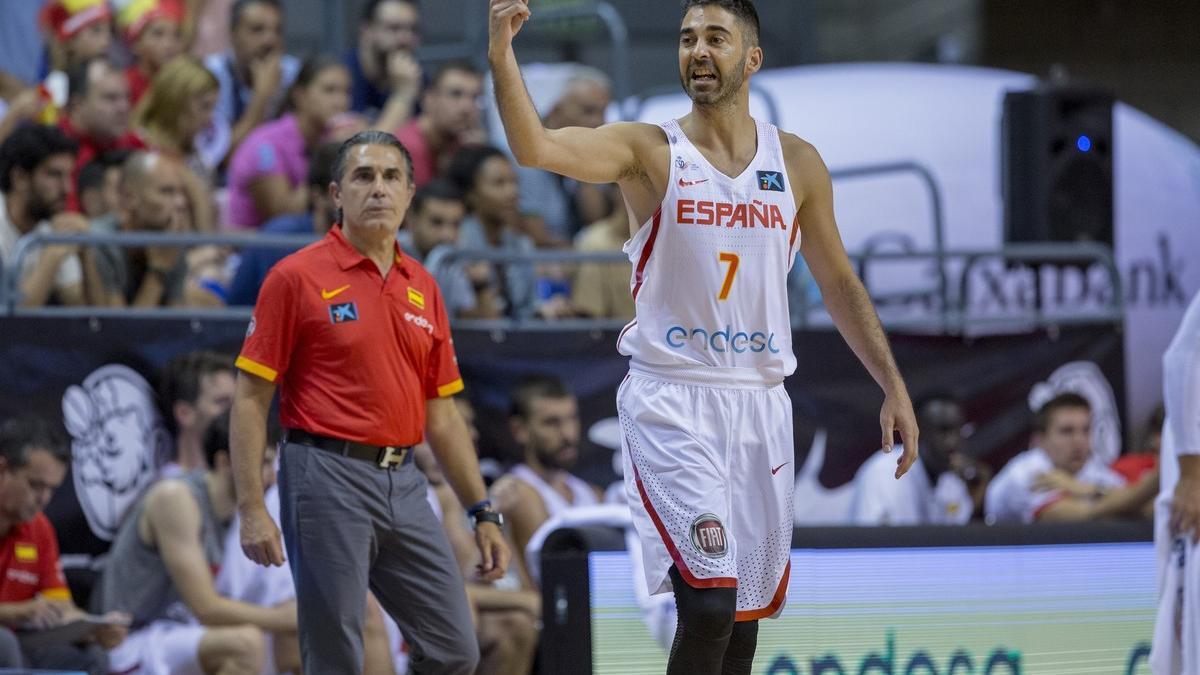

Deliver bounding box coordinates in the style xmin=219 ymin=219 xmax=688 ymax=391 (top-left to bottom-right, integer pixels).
xmin=667 ymin=565 xmax=738 ymax=675
xmin=670 ymin=564 xmax=737 ymax=641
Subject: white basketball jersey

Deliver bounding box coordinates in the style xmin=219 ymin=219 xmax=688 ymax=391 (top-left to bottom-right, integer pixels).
xmin=618 ymin=118 xmax=800 ymax=385
xmin=510 ymin=463 xmax=599 ymax=517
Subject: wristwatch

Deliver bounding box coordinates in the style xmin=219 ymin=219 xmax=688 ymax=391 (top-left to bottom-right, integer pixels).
xmin=472 ymin=508 xmax=504 ymax=530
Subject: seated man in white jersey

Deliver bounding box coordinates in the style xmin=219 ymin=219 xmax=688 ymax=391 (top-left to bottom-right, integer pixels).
xmin=1150 ymin=289 xmax=1200 ymax=674
xmin=849 ymin=393 xmax=973 ymax=525
xmin=985 ymin=393 xmax=1158 ymax=523
xmin=492 ymin=375 xmax=603 ymax=589
xmin=489 ymin=1 xmax=921 ymax=672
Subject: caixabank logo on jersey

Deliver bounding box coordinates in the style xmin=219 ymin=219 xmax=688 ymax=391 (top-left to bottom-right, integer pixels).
xmin=690 ymin=514 xmax=728 ymax=558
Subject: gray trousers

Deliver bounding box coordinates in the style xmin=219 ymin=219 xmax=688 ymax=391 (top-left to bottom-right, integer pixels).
xmin=279 ymin=444 xmax=479 ymax=674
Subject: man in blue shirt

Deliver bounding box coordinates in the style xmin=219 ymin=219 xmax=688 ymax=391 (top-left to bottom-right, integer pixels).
xmin=344 ymin=0 xmax=423 ymax=130
xmin=200 ymin=0 xmax=299 ymax=170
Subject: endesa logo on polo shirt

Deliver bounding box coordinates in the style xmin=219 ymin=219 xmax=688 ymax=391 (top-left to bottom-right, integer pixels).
xmin=329 ymin=302 xmax=359 ymax=324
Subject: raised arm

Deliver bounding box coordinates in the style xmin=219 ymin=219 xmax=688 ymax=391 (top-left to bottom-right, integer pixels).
xmin=788 ymin=135 xmax=918 ymax=478
xmin=487 ymin=0 xmax=645 ymax=185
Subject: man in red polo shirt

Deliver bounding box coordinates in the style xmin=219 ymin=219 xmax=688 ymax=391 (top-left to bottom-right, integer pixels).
xmin=230 ymin=130 xmax=509 ymax=674
xmin=0 ymin=417 xmax=128 ymax=674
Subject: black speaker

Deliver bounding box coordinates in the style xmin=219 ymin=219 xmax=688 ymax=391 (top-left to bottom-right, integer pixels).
xmin=1002 ymin=86 xmax=1114 ymax=249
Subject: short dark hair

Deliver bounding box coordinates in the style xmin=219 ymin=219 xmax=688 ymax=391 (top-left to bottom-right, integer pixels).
xmin=0 ymin=417 xmax=70 ymax=469
xmin=411 ymin=179 xmax=463 ymax=214
xmin=159 ymin=351 xmax=235 ymax=436
xmin=307 ymin=142 xmax=341 ymax=189
xmin=680 ymin=0 xmax=760 ymax=45
xmin=362 ymin=0 xmax=418 ymax=24
xmin=914 ymin=391 xmax=959 ymax=419
xmin=230 ymin=0 xmax=282 ymax=32
xmin=202 ymin=411 xmax=231 ymax=468
xmin=77 ymin=149 xmax=131 ymax=197
xmin=332 ymin=130 xmax=414 ymax=185
xmin=67 ymin=57 xmax=118 ymax=103
xmin=510 ymin=374 xmax=573 ymax=420
xmin=430 ymin=59 xmax=481 ymax=90
xmin=446 ymin=144 xmax=507 ymax=196
xmin=1034 ymin=392 xmax=1091 ymax=434
xmin=0 ymin=124 xmax=79 ymax=193
xmin=285 ymin=54 xmax=347 ymax=113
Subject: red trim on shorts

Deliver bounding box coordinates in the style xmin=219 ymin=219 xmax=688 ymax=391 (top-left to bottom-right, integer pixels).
xmin=631 ymin=206 xmax=663 ymax=301
xmin=735 ymin=561 xmax=790 ymax=622
xmin=1032 ymin=493 xmax=1066 ymax=520
xmin=631 ymin=461 xmax=737 ymax=590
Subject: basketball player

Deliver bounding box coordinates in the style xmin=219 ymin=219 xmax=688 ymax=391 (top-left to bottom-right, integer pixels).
xmin=489 ymin=1 xmax=919 ymax=672
xmin=1151 ymin=289 xmax=1200 ymax=674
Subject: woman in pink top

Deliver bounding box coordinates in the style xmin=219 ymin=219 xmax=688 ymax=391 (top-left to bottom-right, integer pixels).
xmin=226 ymin=55 xmax=350 ymax=230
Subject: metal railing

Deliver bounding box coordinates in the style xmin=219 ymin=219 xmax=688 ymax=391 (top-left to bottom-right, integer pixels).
xmin=2 ymin=232 xmax=317 ymax=314
xmin=2 ymin=233 xmax=1124 ymax=334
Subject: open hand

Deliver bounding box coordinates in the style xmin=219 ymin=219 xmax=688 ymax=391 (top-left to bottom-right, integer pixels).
xmin=1170 ymin=475 xmax=1200 ymax=543
xmin=881 ymin=389 xmax=919 ymax=479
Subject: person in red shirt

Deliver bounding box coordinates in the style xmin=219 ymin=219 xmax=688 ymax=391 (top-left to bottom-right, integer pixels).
xmin=395 ymin=61 xmax=485 ymax=188
xmin=116 ymin=0 xmax=186 ymax=105
xmin=0 ymin=417 xmax=128 ymax=674
xmin=230 ymin=130 xmax=509 ymax=674
xmin=60 ymin=57 xmax=147 ymax=212
xmin=1112 ymin=404 xmax=1163 ymax=483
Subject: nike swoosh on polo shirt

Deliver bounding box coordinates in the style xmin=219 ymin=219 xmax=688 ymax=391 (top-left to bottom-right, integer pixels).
xmin=321 ymin=285 xmax=350 ymax=300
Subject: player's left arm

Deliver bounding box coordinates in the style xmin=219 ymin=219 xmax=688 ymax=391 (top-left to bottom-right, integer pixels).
xmin=785 ymin=134 xmax=918 ymax=479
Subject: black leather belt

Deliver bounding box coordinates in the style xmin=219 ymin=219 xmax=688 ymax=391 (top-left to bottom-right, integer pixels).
xmin=283 ymin=429 xmax=412 ymax=469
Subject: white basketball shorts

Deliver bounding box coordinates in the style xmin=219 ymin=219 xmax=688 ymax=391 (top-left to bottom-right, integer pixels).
xmin=617 ymin=363 xmax=794 ymax=621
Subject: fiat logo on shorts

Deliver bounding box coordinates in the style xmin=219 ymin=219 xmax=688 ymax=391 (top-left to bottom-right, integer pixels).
xmin=690 ymin=514 xmax=728 ymax=558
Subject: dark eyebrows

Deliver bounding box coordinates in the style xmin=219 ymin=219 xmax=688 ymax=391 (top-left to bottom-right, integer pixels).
xmin=679 ymin=24 xmax=734 ymax=37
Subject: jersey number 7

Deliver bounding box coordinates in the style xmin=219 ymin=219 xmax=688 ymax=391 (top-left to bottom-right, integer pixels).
xmin=718 ymin=252 xmax=740 ymax=301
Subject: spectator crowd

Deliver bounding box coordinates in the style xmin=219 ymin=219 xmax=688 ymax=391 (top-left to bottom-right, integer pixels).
xmin=0 ymin=0 xmax=632 ymax=319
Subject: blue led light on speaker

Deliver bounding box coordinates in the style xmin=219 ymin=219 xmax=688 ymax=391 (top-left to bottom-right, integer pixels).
xmin=1076 ymin=135 xmax=1093 ymax=152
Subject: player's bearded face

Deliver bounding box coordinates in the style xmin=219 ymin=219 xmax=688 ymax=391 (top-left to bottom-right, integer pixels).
xmin=534 ymin=437 xmax=577 ymax=471
xmin=681 ymin=52 xmax=746 ymax=107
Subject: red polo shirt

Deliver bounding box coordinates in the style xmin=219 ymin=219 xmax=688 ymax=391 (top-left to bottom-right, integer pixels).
xmin=0 ymin=513 xmax=71 ymax=603
xmin=236 ymin=226 xmax=464 ymax=447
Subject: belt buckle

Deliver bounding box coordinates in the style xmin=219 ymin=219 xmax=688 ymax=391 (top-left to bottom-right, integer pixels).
xmin=377 ymin=446 xmax=406 ymax=469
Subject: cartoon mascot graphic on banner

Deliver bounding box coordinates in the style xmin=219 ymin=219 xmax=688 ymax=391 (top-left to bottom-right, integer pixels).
xmin=62 ymin=364 xmax=170 ymax=541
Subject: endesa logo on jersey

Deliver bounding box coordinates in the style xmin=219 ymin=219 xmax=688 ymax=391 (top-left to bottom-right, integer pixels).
xmin=676 ymin=199 xmax=789 ymax=232
xmin=666 ymin=325 xmax=781 ymax=354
